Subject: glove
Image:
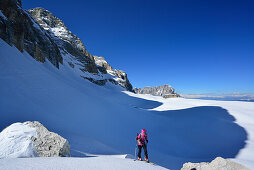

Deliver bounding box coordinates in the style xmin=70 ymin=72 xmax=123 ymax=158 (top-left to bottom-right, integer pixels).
xmin=146 ymin=140 xmax=148 ymax=143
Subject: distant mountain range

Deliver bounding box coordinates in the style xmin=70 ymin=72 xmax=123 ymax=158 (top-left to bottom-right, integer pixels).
xmin=134 ymin=85 xmax=180 ymax=98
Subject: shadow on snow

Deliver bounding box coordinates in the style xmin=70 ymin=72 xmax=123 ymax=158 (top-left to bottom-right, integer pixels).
xmin=148 ymin=106 xmax=247 ymax=170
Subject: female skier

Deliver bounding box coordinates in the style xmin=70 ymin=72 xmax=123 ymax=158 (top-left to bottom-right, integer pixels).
xmin=136 ymin=129 xmax=149 ymax=162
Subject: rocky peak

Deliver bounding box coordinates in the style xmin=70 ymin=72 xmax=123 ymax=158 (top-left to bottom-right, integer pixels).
xmin=93 ymin=56 xmax=113 ymax=71
xmin=93 ymin=55 xmax=133 ymax=91
xmin=0 ymin=0 xmax=62 ymax=68
xmin=28 ymin=8 xmax=94 ymax=62
xmin=28 ymin=7 xmax=98 ymax=73
xmin=109 ymin=69 xmax=133 ymax=92
xmin=28 ymin=8 xmax=65 ymax=29
xmin=134 ymin=85 xmax=180 ymax=98
xmin=28 ymin=7 xmax=134 ymax=90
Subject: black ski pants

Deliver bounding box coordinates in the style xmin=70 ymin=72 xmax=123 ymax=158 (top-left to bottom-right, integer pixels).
xmin=138 ymin=144 xmax=148 ymax=159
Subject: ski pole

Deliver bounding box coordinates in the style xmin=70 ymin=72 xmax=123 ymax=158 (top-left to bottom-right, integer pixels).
xmin=134 ymin=142 xmax=137 ymax=160
xmin=134 ymin=133 xmax=139 ymax=160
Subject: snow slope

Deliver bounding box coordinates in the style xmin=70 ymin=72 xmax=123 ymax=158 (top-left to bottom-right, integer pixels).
xmin=0 ymin=156 xmax=166 ymax=170
xmin=125 ymin=92 xmax=254 ymax=168
xmin=0 ymin=122 xmax=38 ymax=158
xmin=0 ymin=38 xmax=254 ymax=169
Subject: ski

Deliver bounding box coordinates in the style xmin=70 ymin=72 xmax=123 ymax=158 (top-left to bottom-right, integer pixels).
xmin=147 ymin=162 xmax=155 ymax=165
xmin=134 ymin=159 xmax=155 ymax=165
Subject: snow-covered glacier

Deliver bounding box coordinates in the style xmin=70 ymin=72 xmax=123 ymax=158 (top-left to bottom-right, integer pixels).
xmin=1 ymin=36 xmax=254 ymax=169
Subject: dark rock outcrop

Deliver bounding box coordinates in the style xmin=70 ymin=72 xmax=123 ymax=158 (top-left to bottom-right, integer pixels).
xmin=134 ymin=85 xmax=180 ymax=98
xmin=110 ymin=69 xmax=133 ymax=92
xmin=94 ymin=56 xmax=134 ymax=92
xmin=28 ymin=7 xmax=98 ymax=74
xmin=93 ymin=56 xmax=133 ymax=91
xmin=0 ymin=0 xmax=62 ymax=68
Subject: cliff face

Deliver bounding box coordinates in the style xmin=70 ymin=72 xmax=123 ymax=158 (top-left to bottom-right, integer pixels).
xmin=0 ymin=0 xmax=62 ymax=68
xmin=134 ymin=85 xmax=180 ymax=98
xmin=93 ymin=56 xmax=133 ymax=92
xmin=0 ymin=1 xmax=133 ymax=91
xmin=28 ymin=8 xmax=98 ymax=74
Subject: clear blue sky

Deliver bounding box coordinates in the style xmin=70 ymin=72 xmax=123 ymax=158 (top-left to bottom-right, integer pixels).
xmin=23 ymin=0 xmax=254 ymax=94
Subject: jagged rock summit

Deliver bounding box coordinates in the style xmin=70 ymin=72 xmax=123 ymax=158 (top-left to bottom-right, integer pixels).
xmin=0 ymin=121 xmax=70 ymax=158
xmin=28 ymin=7 xmax=98 ymax=73
xmin=181 ymin=157 xmax=250 ymax=170
xmin=0 ymin=0 xmax=133 ymax=91
xmin=134 ymin=85 xmax=180 ymax=98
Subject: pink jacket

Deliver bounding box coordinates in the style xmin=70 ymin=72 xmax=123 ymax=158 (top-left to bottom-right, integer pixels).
xmin=136 ymin=129 xmax=148 ymax=145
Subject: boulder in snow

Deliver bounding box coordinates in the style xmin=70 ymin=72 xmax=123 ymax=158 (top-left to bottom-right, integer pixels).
xmin=181 ymin=157 xmax=250 ymax=170
xmin=0 ymin=122 xmax=38 ymax=158
xmin=26 ymin=121 xmax=70 ymax=157
xmin=0 ymin=121 xmax=70 ymax=158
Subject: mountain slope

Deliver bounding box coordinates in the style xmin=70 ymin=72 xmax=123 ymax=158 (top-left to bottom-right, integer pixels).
xmin=0 ymin=1 xmax=133 ymax=91
xmin=1 ymin=38 xmax=254 ymax=169
xmin=28 ymin=7 xmax=133 ymax=91
xmin=1 ymin=1 xmax=254 ymax=170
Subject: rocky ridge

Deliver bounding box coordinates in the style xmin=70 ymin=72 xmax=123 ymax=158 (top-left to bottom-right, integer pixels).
xmin=93 ymin=56 xmax=133 ymax=91
xmin=28 ymin=7 xmax=133 ymax=91
xmin=134 ymin=85 xmax=180 ymax=98
xmin=0 ymin=0 xmax=62 ymax=68
xmin=28 ymin=7 xmax=98 ymax=73
xmin=0 ymin=1 xmax=133 ymax=91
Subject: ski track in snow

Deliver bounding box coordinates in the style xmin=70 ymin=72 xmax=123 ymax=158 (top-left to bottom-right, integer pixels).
xmin=0 ymin=38 xmax=254 ymax=169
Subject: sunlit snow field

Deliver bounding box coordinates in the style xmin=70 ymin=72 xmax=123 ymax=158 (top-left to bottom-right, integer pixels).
xmin=0 ymin=38 xmax=254 ymax=169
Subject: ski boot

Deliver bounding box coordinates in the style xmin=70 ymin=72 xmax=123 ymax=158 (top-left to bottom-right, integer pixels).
xmin=138 ymin=157 xmax=142 ymax=161
xmin=145 ymin=158 xmax=149 ymax=163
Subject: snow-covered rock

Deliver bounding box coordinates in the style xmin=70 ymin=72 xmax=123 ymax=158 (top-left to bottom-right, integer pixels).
xmin=134 ymin=85 xmax=180 ymax=98
xmin=0 ymin=122 xmax=38 ymax=158
xmin=0 ymin=121 xmax=70 ymax=158
xmin=93 ymin=56 xmax=133 ymax=91
xmin=28 ymin=8 xmax=89 ymax=57
xmin=26 ymin=121 xmax=70 ymax=157
xmin=181 ymin=157 xmax=250 ymax=170
xmin=93 ymin=56 xmax=113 ymax=71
